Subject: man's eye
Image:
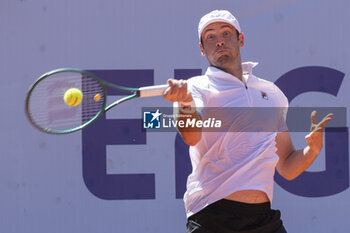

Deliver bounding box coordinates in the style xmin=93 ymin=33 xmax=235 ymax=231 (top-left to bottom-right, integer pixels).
xmin=223 ymin=31 xmax=230 ymax=36
xmin=207 ymin=34 xmax=214 ymax=40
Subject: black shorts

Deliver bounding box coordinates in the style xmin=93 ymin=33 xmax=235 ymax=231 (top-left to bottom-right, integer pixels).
xmin=186 ymin=199 xmax=287 ymax=233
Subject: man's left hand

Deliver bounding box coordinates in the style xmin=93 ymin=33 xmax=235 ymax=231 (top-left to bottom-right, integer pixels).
xmin=305 ymin=111 xmax=334 ymax=155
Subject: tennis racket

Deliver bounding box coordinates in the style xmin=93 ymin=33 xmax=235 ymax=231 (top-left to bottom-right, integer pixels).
xmin=25 ymin=68 xmax=168 ymax=134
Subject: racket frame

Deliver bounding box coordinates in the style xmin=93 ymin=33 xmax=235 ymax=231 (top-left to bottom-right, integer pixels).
xmin=25 ymin=68 xmax=140 ymax=134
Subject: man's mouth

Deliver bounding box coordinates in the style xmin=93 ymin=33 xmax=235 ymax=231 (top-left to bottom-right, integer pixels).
xmin=216 ymin=49 xmax=228 ymax=55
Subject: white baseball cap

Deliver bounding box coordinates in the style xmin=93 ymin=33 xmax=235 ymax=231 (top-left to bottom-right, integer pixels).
xmin=198 ymin=10 xmax=241 ymax=40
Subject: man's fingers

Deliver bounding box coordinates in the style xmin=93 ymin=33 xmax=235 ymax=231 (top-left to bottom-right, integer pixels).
xmin=310 ymin=111 xmax=317 ymax=131
xmin=167 ymin=79 xmax=176 ymax=87
xmin=163 ymin=79 xmax=176 ymax=99
xmin=305 ymin=112 xmax=333 ymax=152
xmin=308 ymin=113 xmax=334 ymax=134
xmin=163 ymin=79 xmax=191 ymax=102
xmin=311 ymin=110 xmax=317 ymax=123
xmin=317 ymin=113 xmax=334 ymax=130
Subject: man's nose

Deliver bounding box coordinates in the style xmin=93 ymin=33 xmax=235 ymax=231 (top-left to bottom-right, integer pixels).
xmin=216 ymin=41 xmax=224 ymax=47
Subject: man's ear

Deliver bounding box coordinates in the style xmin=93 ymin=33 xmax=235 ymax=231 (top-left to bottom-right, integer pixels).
xmin=239 ymin=33 xmax=245 ymax=48
xmin=199 ymin=42 xmax=205 ymax=56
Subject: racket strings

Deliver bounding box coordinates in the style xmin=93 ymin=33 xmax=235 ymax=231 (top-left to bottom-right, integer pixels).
xmin=81 ymin=76 xmax=104 ymax=121
xmin=27 ymin=72 xmax=105 ymax=133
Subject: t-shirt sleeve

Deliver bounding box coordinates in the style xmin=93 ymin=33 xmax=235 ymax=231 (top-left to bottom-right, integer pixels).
xmin=188 ymin=80 xmax=204 ymax=105
xmin=187 ymin=77 xmax=206 ymax=116
xmin=275 ymin=84 xmax=289 ymax=132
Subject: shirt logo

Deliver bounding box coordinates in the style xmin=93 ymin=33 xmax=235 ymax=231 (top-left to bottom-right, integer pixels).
xmin=261 ymin=91 xmax=268 ymax=100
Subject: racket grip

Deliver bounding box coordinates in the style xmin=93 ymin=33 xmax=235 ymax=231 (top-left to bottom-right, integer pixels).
xmin=139 ymin=84 xmax=168 ymax=97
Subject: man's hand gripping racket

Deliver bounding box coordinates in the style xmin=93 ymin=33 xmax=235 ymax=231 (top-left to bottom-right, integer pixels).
xmin=25 ymin=68 xmax=168 ymax=134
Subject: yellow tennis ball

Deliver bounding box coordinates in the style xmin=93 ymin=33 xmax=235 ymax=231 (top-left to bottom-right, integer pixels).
xmin=63 ymin=88 xmax=83 ymax=106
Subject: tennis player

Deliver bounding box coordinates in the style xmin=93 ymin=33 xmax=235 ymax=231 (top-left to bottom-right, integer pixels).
xmin=163 ymin=10 xmax=333 ymax=233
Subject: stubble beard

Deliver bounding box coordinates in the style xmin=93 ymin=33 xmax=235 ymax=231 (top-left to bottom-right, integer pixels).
xmin=209 ymin=50 xmax=242 ymax=77
xmin=215 ymin=54 xmax=231 ymax=66
xmin=211 ymin=53 xmax=233 ymax=71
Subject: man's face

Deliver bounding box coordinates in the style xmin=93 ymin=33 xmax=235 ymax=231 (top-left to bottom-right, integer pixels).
xmin=200 ymin=22 xmax=244 ymax=69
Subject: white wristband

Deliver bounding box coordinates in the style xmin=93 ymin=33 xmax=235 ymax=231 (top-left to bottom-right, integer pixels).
xmin=178 ymin=100 xmax=196 ymax=114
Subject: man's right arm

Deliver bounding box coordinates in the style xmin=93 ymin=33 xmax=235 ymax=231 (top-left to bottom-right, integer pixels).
xmin=163 ymin=79 xmax=202 ymax=146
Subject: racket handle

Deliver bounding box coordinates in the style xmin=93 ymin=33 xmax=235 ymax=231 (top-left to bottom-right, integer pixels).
xmin=139 ymin=84 xmax=168 ymax=97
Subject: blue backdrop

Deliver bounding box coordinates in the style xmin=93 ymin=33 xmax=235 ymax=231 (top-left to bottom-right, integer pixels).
xmin=1 ymin=0 xmax=349 ymax=232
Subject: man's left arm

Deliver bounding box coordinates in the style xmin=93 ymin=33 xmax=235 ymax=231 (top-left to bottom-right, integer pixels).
xmin=275 ymin=111 xmax=333 ymax=180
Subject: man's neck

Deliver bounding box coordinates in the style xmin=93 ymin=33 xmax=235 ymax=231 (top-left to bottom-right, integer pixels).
xmin=213 ymin=63 xmax=243 ymax=80
xmin=228 ymin=64 xmax=243 ymax=80
xmin=212 ymin=56 xmax=243 ymax=80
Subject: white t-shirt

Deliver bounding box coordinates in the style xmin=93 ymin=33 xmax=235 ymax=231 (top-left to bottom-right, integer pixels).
xmin=183 ymin=62 xmax=289 ymax=217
